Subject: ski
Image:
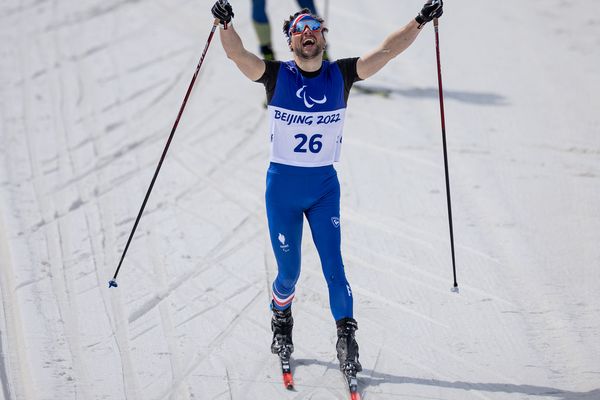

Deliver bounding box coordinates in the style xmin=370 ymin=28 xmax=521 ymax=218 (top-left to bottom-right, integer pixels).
xmin=279 ymin=355 xmax=294 ymax=390
xmin=344 ymin=371 xmax=361 ymax=400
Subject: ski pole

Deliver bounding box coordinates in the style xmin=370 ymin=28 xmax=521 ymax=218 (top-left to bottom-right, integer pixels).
xmin=433 ymin=18 xmax=459 ymax=293
xmin=109 ymin=17 xmax=222 ymax=289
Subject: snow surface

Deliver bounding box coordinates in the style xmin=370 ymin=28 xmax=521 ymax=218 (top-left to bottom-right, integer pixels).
xmin=1 ymin=0 xmax=599 ymax=399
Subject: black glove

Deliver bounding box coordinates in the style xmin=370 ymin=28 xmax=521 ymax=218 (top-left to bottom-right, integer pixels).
xmin=211 ymin=0 xmax=234 ymax=26
xmin=415 ymin=0 xmax=443 ymax=28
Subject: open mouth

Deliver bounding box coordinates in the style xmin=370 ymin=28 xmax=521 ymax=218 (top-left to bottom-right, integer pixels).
xmin=302 ymin=38 xmax=316 ymax=47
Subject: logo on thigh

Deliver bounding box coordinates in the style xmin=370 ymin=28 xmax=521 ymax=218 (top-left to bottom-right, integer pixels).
xmin=278 ymin=233 xmax=290 ymax=252
xmin=331 ymin=217 xmax=340 ymax=228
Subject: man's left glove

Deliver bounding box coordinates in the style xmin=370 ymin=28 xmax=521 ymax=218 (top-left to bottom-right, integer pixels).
xmin=211 ymin=0 xmax=234 ymax=26
xmin=415 ymin=0 xmax=443 ymax=28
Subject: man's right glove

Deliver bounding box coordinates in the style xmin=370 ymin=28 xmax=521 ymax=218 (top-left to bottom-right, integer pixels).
xmin=415 ymin=0 xmax=443 ymax=28
xmin=211 ymin=0 xmax=234 ymax=26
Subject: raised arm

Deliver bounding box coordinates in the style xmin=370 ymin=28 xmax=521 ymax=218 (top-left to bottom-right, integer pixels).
xmin=356 ymin=0 xmax=443 ymax=80
xmin=211 ymin=0 xmax=265 ymax=81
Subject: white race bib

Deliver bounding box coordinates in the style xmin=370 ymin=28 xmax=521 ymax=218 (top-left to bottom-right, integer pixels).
xmin=268 ymin=105 xmax=346 ymax=167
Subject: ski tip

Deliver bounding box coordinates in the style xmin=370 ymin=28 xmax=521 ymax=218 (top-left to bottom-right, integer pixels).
xmin=283 ymin=372 xmax=294 ymax=390
xmin=108 ymin=279 xmax=118 ymax=289
xmin=350 ymin=392 xmax=361 ymax=400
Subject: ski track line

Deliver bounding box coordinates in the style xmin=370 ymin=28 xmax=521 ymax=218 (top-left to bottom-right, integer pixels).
xmin=294 ymin=297 xmax=488 ymax=399
xmin=0 ymin=211 xmax=34 ymax=400
xmin=172 ymin=106 xmax=267 ymax=197
xmin=173 ymin=279 xmax=264 ymax=333
xmin=343 ymin=241 xmax=515 ymax=307
xmin=209 ymin=347 xmax=275 ymax=400
xmin=224 ymin=367 xmax=233 ymax=400
xmin=357 ymin=294 xmax=528 ymax=398
xmin=126 ymin=216 xmax=261 ymax=324
xmin=185 ymin=106 xmax=242 ymax=148
xmin=18 ymin=11 xmax=85 ymax=397
xmin=147 ymin=231 xmax=191 ymax=400
xmin=154 ymin=289 xmax=264 ymax=400
xmin=202 ymin=108 xmax=266 ymax=177
xmin=55 ymin=60 xmax=226 ymax=195
xmin=295 ymin=285 xmax=482 ymax=399
xmin=345 ymin=136 xmax=440 ymax=170
xmin=343 ymin=207 xmax=436 ymax=250
xmin=202 ymin=294 xmax=274 ymax=399
xmin=0 ymin=19 xmax=21 ymax=399
xmin=49 ymin=4 xmax=102 ymax=394
xmin=341 ymin=206 xmax=517 ymax=305
xmin=88 ymin=202 xmax=141 ymax=400
xmin=157 ymin=195 xmax=268 ymax=332
xmin=131 ymin=208 xmax=263 ymax=397
xmin=343 ymin=252 xmax=458 ymax=300
xmin=290 ymin=284 xmax=445 ymax=391
xmin=53 ymin=127 xmax=174 ymax=194
xmin=360 ymin=345 xmax=384 ymax=400
xmin=300 ymin=261 xmax=448 ymax=329
xmin=45 ymin=220 xmax=92 ymax=399
xmin=334 ymin=269 xmax=520 ymax=394
xmin=109 ymin=11 xmax=193 ymax=398
xmin=104 ymin=210 xmax=144 ymax=400
xmin=73 ymin=9 xmax=141 ymax=398
xmin=126 ymin=227 xmax=265 ymax=328
xmin=89 ymin=10 xmax=146 ymax=398
xmin=171 ymin=158 xmax=264 ymax=220
xmin=343 ymin=206 xmax=502 ymax=267
xmin=287 ymin=351 xmax=349 ymax=400
xmin=373 ymin=344 xmax=497 ymax=400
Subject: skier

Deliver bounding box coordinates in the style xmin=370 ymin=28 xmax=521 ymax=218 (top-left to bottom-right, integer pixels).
xmin=251 ymin=0 xmax=321 ymax=60
xmin=211 ymin=0 xmax=443 ymax=385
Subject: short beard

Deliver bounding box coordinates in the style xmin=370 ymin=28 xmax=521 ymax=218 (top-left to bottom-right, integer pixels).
xmin=293 ymin=42 xmax=324 ymax=60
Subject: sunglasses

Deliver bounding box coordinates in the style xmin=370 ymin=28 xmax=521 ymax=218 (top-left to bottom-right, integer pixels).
xmin=289 ymin=14 xmax=323 ymax=36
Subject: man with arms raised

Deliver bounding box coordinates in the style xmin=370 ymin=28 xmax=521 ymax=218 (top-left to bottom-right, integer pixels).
xmin=210 ymin=0 xmax=443 ymax=393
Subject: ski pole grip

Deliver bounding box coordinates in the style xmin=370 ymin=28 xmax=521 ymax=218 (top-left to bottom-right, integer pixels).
xmin=213 ymin=0 xmax=229 ymax=30
xmin=221 ymin=0 xmax=230 ymax=29
xmin=433 ymin=17 xmax=439 ymax=28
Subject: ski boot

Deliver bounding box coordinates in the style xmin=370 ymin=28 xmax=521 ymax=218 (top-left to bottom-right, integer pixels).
xmin=336 ymin=318 xmax=362 ymax=374
xmin=271 ymin=303 xmax=295 ymax=389
xmin=271 ymin=303 xmax=294 ymax=359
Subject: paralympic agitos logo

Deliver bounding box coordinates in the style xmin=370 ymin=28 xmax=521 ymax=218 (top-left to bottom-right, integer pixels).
xmin=296 ymin=85 xmax=327 ymax=108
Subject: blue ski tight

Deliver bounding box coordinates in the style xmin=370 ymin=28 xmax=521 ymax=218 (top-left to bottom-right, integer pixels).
xmin=252 ymin=0 xmax=318 ymax=24
xmin=265 ymin=162 xmax=353 ymax=321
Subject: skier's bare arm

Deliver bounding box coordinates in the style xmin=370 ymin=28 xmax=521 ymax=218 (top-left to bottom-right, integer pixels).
xmin=211 ymin=0 xmax=265 ymax=81
xmin=219 ymin=25 xmax=266 ymax=81
xmin=356 ymin=0 xmax=443 ymax=80
xmin=356 ymin=20 xmax=421 ymax=80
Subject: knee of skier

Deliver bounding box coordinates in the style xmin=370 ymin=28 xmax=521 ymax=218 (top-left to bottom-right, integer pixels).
xmin=276 ymin=272 xmax=300 ymax=293
xmin=326 ymin=271 xmax=349 ymax=289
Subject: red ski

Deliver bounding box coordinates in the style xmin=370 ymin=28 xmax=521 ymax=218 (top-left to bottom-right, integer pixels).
xmin=344 ymin=369 xmax=361 ymax=400
xmin=280 ymin=357 xmax=294 ymax=390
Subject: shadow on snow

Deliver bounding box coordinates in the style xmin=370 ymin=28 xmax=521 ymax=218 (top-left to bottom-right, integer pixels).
xmin=353 ymin=84 xmax=508 ymax=106
xmin=292 ymin=358 xmax=598 ymax=400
